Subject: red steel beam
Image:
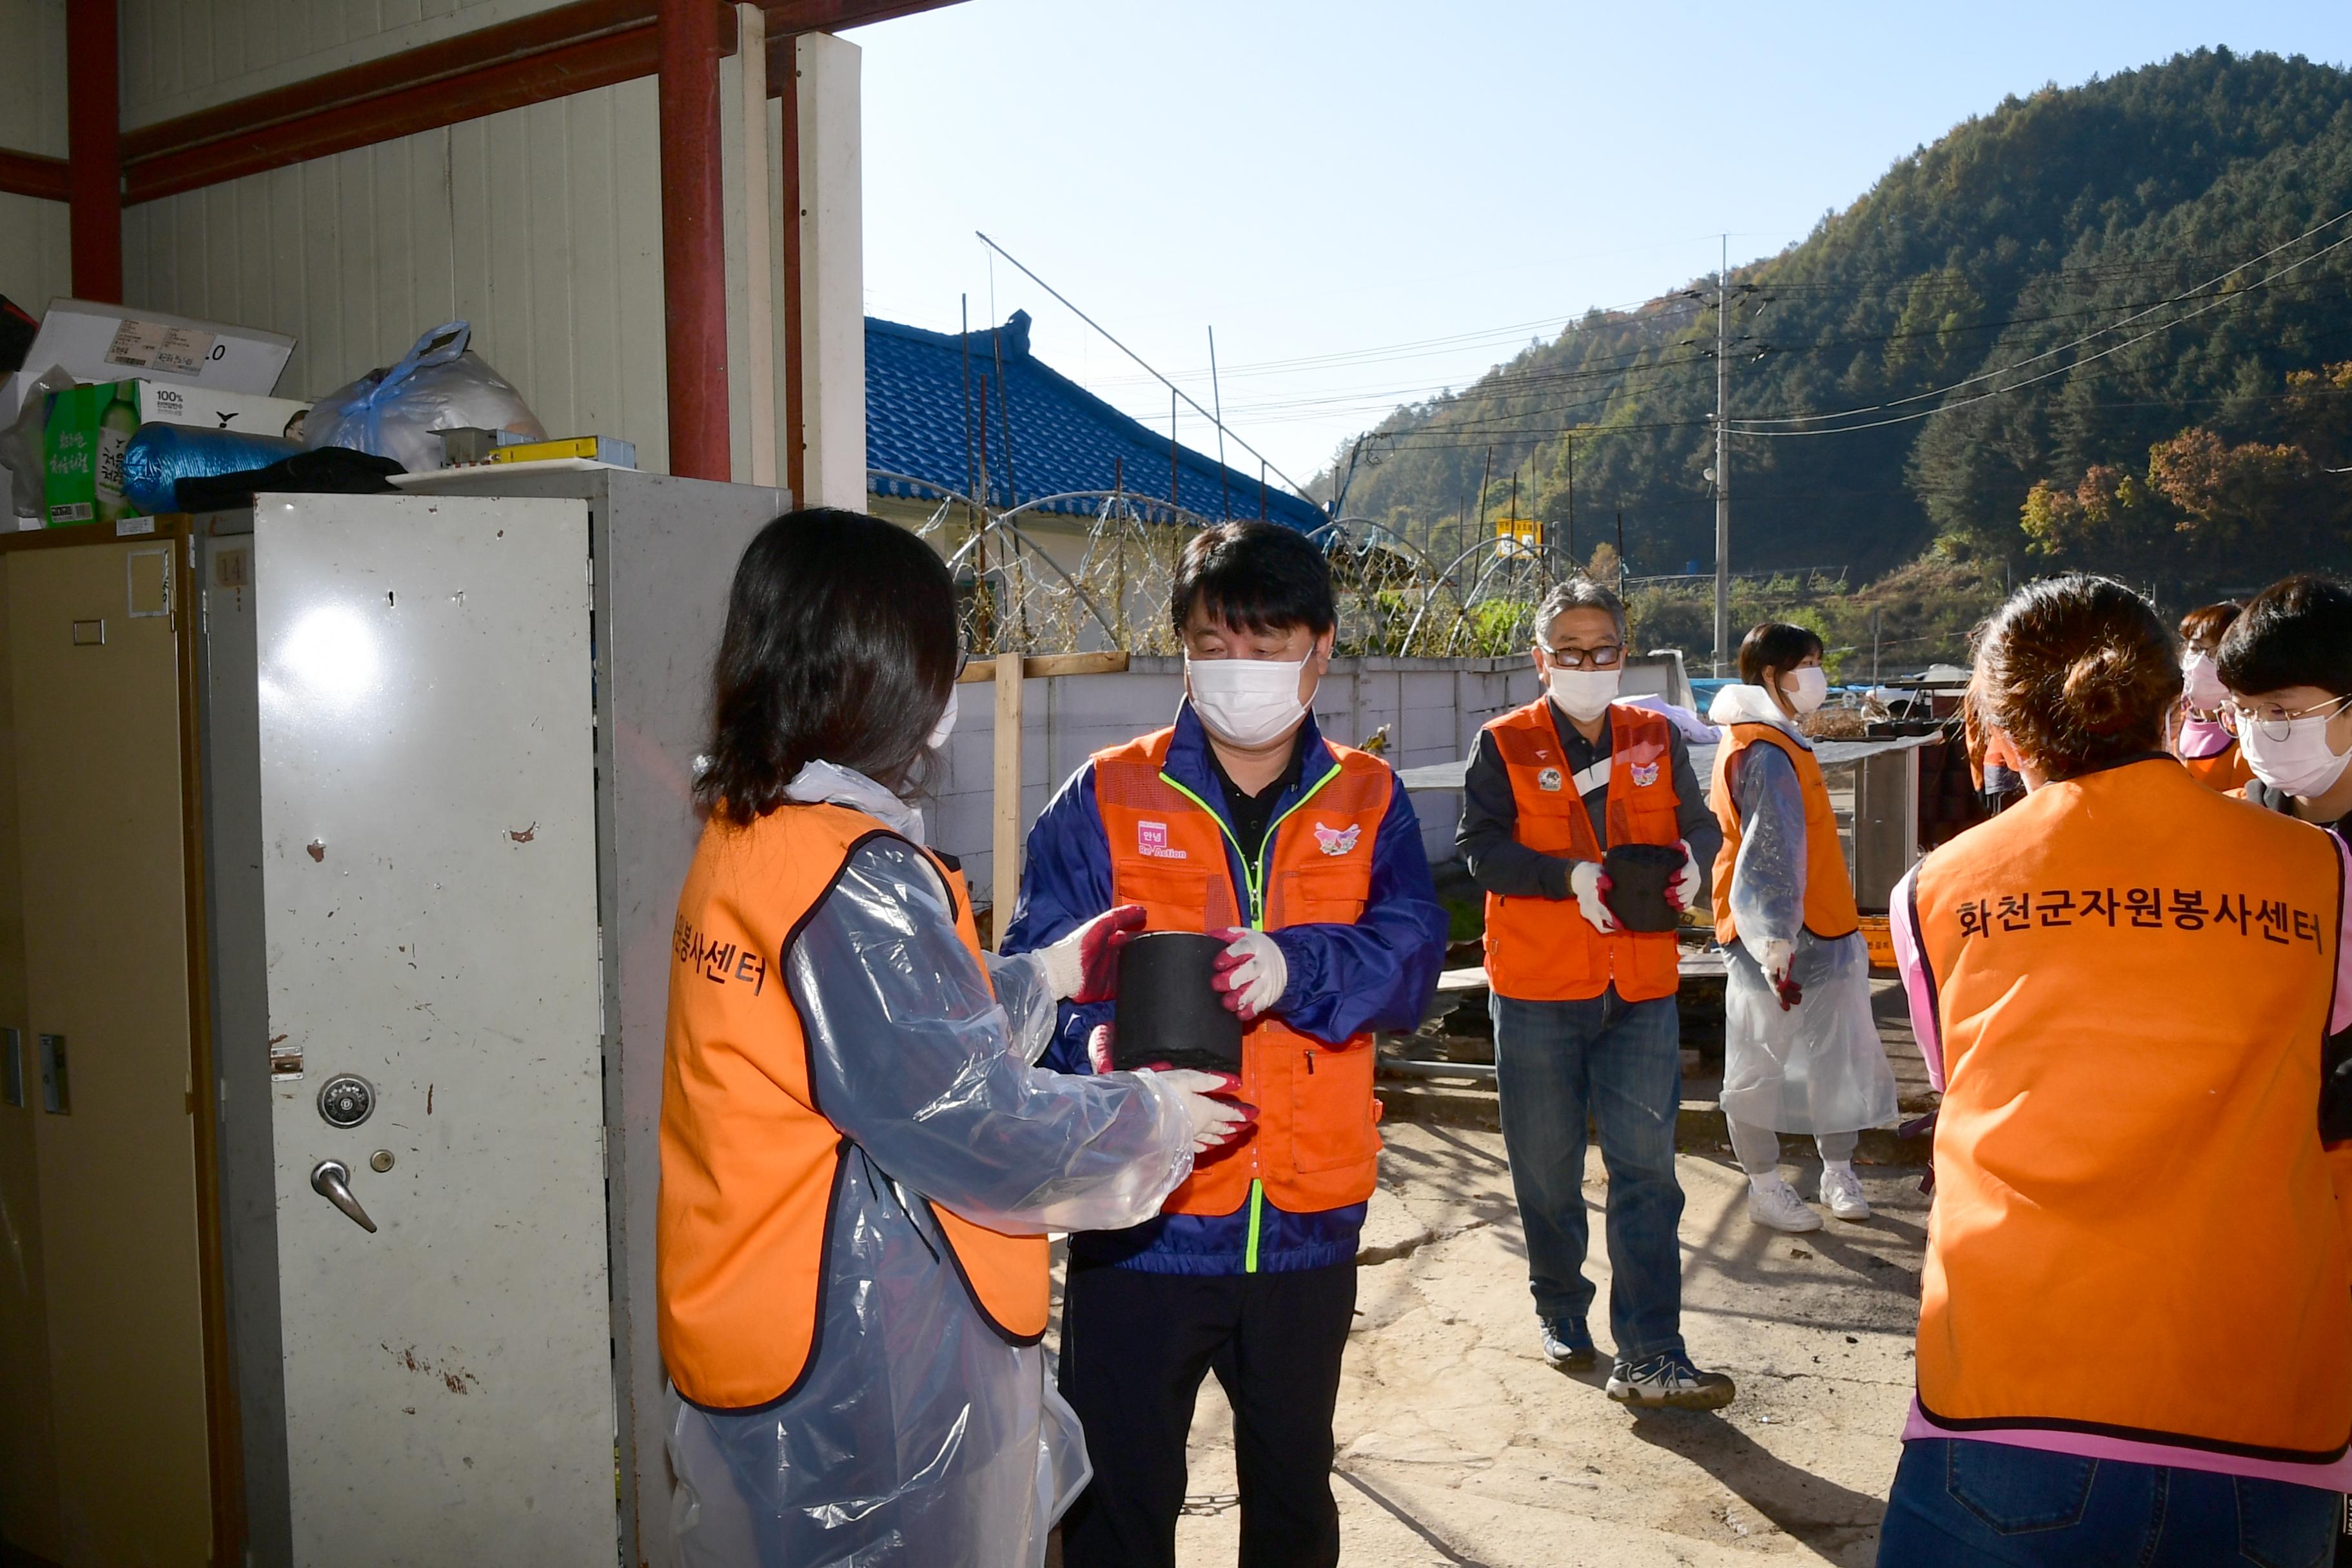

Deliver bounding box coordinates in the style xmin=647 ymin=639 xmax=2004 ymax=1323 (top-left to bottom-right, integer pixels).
xmin=125 ymin=25 xmax=676 ymax=204
xmin=68 ymin=0 xmax=122 ymax=301
xmin=121 ymin=0 xmax=655 ymax=168
xmin=659 ymin=0 xmax=729 ymax=482
xmin=121 ymin=0 xmax=961 ymax=205
xmin=0 ymin=148 xmax=70 ymax=203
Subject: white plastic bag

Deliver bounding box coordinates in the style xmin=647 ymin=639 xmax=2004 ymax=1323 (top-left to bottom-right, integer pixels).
xmin=304 ymin=321 xmax=544 ymax=473
xmin=0 ymin=364 xmax=74 ymax=520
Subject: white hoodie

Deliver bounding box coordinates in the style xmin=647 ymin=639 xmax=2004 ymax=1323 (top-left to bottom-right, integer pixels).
xmin=1707 ymin=682 xmax=1805 ymax=737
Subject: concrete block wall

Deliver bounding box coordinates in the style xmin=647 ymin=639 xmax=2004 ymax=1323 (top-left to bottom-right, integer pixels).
xmin=923 ymin=655 xmax=1543 ymax=912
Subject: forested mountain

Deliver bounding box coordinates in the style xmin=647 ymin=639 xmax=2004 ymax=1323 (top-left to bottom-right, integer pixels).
xmin=1327 ymin=49 xmax=2352 ymax=600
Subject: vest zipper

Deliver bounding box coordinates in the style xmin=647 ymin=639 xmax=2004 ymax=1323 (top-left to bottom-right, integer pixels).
xmin=1158 ymin=760 xmax=1346 ymax=930
xmin=1245 ymin=1178 xmax=1264 ymax=1273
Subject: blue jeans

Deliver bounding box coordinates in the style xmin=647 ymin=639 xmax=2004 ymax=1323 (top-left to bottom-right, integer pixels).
xmin=1489 ymin=989 xmax=1685 ymax=1362
xmin=1877 ymin=1439 xmax=2342 ymax=1567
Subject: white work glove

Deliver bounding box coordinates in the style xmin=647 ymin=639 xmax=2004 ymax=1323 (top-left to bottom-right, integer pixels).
xmin=1037 ymin=904 xmax=1146 ymax=1003
xmin=1750 ymin=936 xmax=1796 ymax=989
xmin=1210 ymin=928 xmax=1289 ymax=1021
xmin=1567 ymin=861 xmax=1618 ymax=934
xmin=1665 ymin=841 xmax=1703 ymax=913
xmin=1149 ymin=1067 xmax=1259 ymax=1153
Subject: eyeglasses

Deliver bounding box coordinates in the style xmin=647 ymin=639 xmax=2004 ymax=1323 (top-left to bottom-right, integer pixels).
xmin=2222 ymin=692 xmax=2352 ymax=742
xmin=1542 ymin=643 xmax=1622 ymax=670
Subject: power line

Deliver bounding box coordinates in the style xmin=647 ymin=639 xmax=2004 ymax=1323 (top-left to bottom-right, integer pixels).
xmin=974 ymin=231 xmax=1317 ymax=504
xmin=1729 ymin=203 xmax=2352 ymax=430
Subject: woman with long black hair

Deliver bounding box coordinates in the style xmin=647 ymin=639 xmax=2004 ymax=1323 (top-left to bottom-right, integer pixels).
xmin=656 ymin=509 xmax=1249 ymax=1567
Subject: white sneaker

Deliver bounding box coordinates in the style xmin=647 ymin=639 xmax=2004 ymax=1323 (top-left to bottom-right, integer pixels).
xmin=1819 ymin=1164 xmax=1871 ymax=1221
xmin=1747 ymin=1176 xmax=1823 ymax=1233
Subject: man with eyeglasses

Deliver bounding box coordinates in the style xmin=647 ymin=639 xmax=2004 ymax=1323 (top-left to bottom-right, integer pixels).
xmin=1457 ymin=578 xmax=1732 ymax=1408
xmin=2215 ymin=575 xmax=2352 ymax=844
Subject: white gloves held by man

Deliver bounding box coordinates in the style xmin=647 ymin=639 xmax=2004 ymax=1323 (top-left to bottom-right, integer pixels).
xmin=1568 ymin=861 xmax=1618 ymax=934
xmin=1083 ymin=1024 xmax=1257 ymax=1153
xmin=1569 ymin=841 xmax=1703 ymax=932
xmin=1666 ymin=841 xmax=1703 ymax=912
xmin=1210 ymin=928 xmax=1288 ymax=1020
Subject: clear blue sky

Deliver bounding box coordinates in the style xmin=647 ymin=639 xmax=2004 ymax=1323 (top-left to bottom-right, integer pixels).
xmin=849 ymin=1 xmax=2352 ymax=489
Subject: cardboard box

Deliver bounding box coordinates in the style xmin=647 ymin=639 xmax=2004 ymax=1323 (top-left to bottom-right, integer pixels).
xmin=1 ymin=299 xmax=297 ymax=431
xmin=43 ymin=379 xmax=310 ymax=527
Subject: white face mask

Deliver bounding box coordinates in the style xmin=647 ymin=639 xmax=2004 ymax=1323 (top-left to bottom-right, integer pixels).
xmin=2182 ymin=651 xmax=2228 ymax=712
xmin=925 ymin=686 xmax=958 ymax=751
xmin=1187 ymin=655 xmax=1313 ymax=748
xmin=1782 ymin=666 xmax=1830 ymax=716
xmin=2239 ymin=701 xmax=2352 ymax=798
xmin=1546 ymin=665 xmax=1621 ymax=722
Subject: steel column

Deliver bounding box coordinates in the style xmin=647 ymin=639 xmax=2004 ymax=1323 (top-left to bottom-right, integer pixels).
xmin=658 ymin=0 xmax=732 ymax=480
xmin=67 ymin=0 xmax=122 ymax=302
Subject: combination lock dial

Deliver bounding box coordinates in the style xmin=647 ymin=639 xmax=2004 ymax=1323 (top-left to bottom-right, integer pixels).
xmin=317 ymin=1074 xmax=376 ymax=1129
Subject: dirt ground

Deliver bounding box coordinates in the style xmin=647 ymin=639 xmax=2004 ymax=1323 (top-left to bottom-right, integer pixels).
xmin=1168 ymin=1122 xmax=1927 ymax=1566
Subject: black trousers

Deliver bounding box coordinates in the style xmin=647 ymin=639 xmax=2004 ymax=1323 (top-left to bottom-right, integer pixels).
xmin=1057 ymin=1259 xmax=1357 ymax=1568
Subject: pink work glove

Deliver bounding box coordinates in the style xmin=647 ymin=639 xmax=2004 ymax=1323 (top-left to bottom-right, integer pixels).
xmin=1210 ymin=928 xmax=1289 ymax=1021
xmin=1041 ymin=904 xmax=1148 ymax=1004
xmin=1084 ymin=1024 xmax=1259 ymax=1153
xmin=1663 ymin=840 xmax=1703 ymax=912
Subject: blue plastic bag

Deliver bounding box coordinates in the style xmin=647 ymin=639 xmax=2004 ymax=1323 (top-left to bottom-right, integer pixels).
xmin=122 ymin=424 xmax=304 ymax=514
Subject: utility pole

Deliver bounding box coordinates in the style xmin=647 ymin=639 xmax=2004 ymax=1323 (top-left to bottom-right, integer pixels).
xmin=1209 ymin=326 xmax=1230 ymax=520
xmin=1713 ymin=232 xmax=1731 ymax=676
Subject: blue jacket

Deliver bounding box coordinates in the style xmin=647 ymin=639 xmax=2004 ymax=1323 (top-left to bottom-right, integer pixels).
xmin=1003 ymin=701 xmax=1448 ymax=1275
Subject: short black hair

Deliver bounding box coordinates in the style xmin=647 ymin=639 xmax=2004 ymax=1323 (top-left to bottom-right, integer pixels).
xmin=1170 ymin=522 xmax=1337 ymax=638
xmin=695 ymin=508 xmax=959 ymax=827
xmin=2217 ymin=575 xmax=2352 ymax=700
xmin=1738 ymin=622 xmax=1824 ymax=686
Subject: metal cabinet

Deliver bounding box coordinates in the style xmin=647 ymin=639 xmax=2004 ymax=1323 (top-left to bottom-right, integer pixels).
xmin=0 ymin=471 xmax=779 ymax=1568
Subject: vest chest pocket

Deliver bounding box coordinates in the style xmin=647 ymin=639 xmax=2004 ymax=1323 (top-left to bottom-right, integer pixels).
xmin=1114 ymin=861 xmax=1219 ymax=932
xmin=1513 ymin=792 xmax=1587 ymax=856
xmin=1273 ymin=863 xmax=1369 ymax=926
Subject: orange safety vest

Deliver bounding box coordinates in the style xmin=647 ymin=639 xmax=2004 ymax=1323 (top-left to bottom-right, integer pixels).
xmin=2180 ymin=736 xmax=2257 ymax=793
xmin=1481 ymin=700 xmax=1685 ymax=1003
xmin=1910 ymin=758 xmax=2351 ymax=1460
xmin=1092 ymin=728 xmax=1393 ymax=1219
xmin=1710 ymin=723 xmax=1861 ymax=946
xmin=656 ymin=803 xmax=1049 ymax=1411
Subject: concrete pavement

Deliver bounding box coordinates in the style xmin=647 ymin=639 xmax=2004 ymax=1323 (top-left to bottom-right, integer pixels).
xmin=1170 ymin=1122 xmax=1925 ymax=1565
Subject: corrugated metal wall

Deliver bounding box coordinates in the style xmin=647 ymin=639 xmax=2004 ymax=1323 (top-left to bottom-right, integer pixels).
xmin=118 ymin=49 xmax=798 ymax=485
xmin=117 ymin=0 xmax=574 ymax=128
xmin=123 ymin=77 xmax=681 ymax=471
xmin=0 ymin=0 xmax=71 ymax=314
xmin=10 ymin=2 xmax=801 ymax=488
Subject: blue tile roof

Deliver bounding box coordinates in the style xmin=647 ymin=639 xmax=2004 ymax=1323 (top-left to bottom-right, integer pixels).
xmin=865 ymin=311 xmax=1326 ymax=533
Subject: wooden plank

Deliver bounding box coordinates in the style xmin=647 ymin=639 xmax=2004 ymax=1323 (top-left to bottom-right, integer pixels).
xmin=957 ymin=650 xmax=1131 ymax=685
xmin=991 ymin=647 xmax=1023 ymax=950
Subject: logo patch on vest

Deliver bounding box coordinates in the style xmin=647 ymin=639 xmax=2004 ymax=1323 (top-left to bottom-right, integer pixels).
xmin=1313 ymin=821 xmax=1361 ymax=856
xmin=1138 ymin=821 xmax=1188 ymax=860
xmin=1536 ymin=767 xmax=1563 ymax=792
xmin=1629 ymin=760 xmax=1660 ymax=787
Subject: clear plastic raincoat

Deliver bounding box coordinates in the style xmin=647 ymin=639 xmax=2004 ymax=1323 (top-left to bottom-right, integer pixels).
xmin=668 ymin=766 xmax=1197 ymax=1568
xmin=1705 ymin=688 xmax=1899 ymax=1136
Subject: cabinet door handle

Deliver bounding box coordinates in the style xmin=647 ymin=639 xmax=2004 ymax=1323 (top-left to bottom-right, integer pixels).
xmin=309 ymin=1160 xmax=378 ymax=1233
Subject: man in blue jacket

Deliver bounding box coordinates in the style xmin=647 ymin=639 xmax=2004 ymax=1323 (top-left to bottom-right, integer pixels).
xmin=1006 ymin=521 xmax=1447 ymax=1568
